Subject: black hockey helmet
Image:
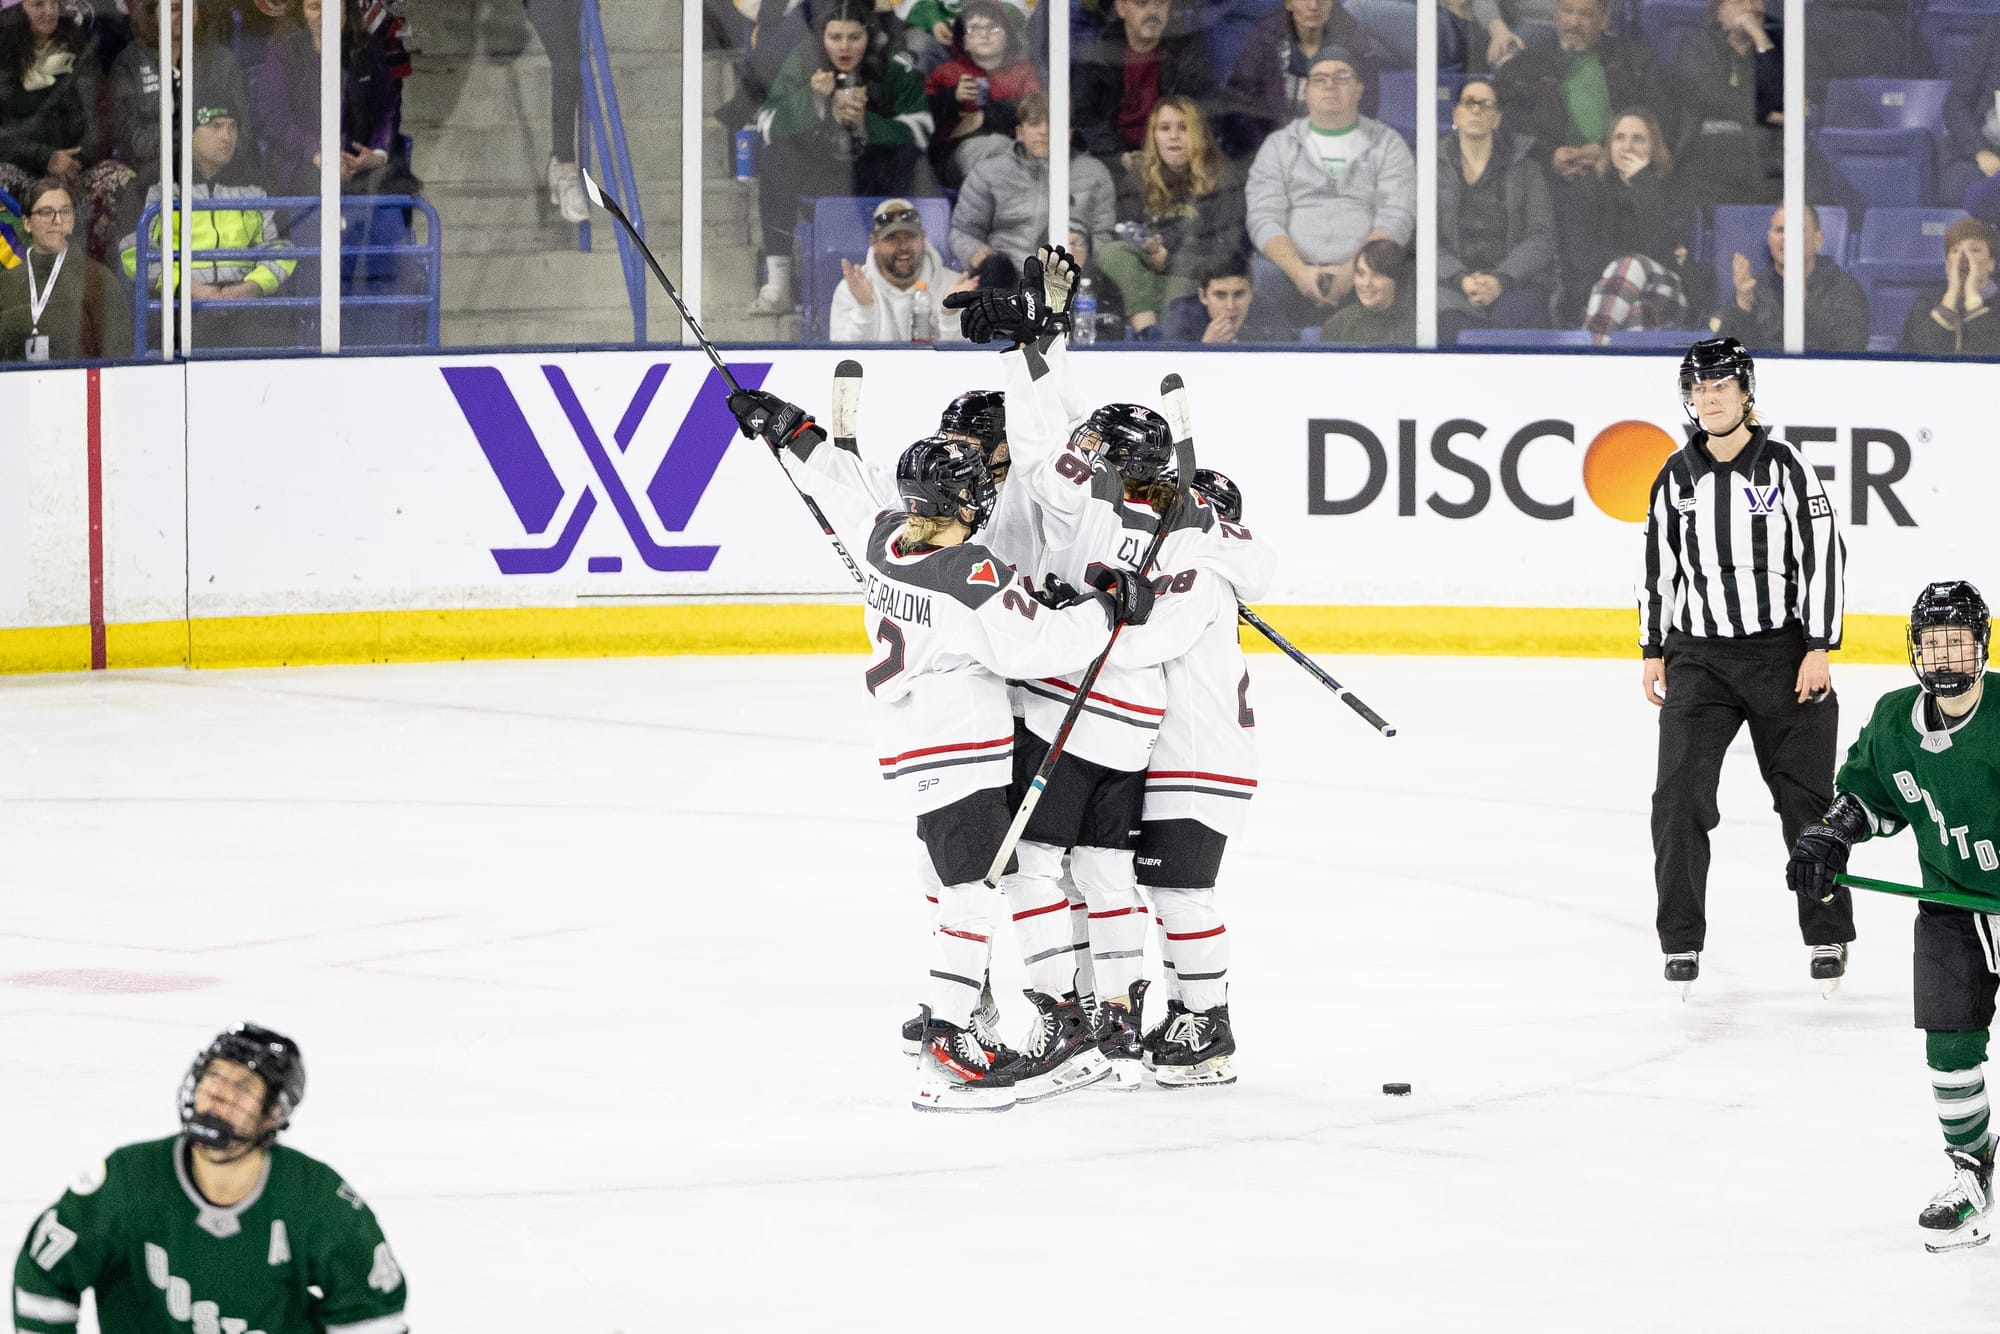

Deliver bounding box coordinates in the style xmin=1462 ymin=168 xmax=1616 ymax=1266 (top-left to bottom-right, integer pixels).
xmin=1678 ymin=336 xmax=1756 ymax=428
xmin=179 ymin=1022 xmax=306 ymax=1157
xmin=938 ymin=390 xmax=1005 ymax=457
xmin=896 ymin=434 xmax=998 ymax=532
xmin=1908 ymin=581 xmax=1991 ymax=699
xmin=1191 ymin=468 xmax=1243 ymax=522
xmin=1072 ymin=403 xmax=1174 ymax=484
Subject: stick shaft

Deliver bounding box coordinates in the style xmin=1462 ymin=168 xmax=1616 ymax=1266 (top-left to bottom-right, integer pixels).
xmin=1236 ymin=605 xmax=1395 ymax=736
xmin=1837 ymin=872 xmax=2000 ymax=914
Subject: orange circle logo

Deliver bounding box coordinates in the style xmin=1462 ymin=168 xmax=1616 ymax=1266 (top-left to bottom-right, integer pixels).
xmin=1582 ymin=420 xmax=1680 ymax=523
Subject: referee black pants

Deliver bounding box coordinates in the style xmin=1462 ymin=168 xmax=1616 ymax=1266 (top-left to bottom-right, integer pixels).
xmin=1651 ymin=628 xmax=1856 ymax=954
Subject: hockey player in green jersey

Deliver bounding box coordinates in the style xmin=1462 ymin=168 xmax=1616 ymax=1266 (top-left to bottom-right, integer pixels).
xmin=13 ymin=1022 xmax=409 ymax=1333
xmin=1789 ymin=582 xmax=2000 ymax=1253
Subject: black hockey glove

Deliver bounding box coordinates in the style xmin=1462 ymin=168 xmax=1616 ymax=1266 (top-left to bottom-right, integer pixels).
xmin=1787 ymin=794 xmax=1872 ymax=905
xmin=1028 ymin=575 xmax=1087 ymax=611
xmin=1087 ymin=566 xmax=1155 ymax=628
xmin=727 ymin=389 xmax=827 ymax=458
xmin=943 ymin=255 xmax=1056 ymax=346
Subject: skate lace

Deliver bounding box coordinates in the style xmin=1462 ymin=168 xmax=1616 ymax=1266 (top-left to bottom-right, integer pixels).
xmin=1022 ymin=1006 xmax=1059 ymax=1060
xmin=1161 ymin=1010 xmax=1208 ymax=1051
xmin=1812 ymin=944 xmax=1845 ymax=960
xmin=944 ymin=1028 xmax=991 ymax=1071
xmin=1936 ymin=1153 xmax=1993 ymax=1213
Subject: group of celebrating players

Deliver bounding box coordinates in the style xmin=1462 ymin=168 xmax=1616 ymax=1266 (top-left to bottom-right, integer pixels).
xmin=727 ymin=244 xmax=1269 ymax=1112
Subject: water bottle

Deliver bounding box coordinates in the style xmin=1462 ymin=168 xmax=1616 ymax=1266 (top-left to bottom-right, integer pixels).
xmin=733 ymin=128 xmax=755 ymax=183
xmin=1072 ymin=277 xmax=1097 ymax=345
xmin=911 ymin=281 xmax=934 ymax=345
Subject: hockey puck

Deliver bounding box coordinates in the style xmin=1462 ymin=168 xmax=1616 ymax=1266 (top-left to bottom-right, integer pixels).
xmin=1382 ymin=1082 xmax=1412 ymax=1096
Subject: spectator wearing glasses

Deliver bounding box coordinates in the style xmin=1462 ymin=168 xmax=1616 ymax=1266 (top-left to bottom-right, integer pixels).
xmin=950 ymin=93 xmax=1116 ymax=270
xmin=750 ymin=0 xmax=930 ymax=314
xmin=1072 ymin=0 xmax=1216 ymax=178
xmin=830 ymin=196 xmax=975 ymax=342
xmin=1216 ymin=0 xmax=1380 ymax=160
xmin=1668 ymin=0 xmax=1782 ymax=210
xmin=922 ymin=0 xmax=1039 ymax=190
xmin=1493 ymin=0 xmax=1656 ymax=190
xmin=1707 ymin=203 xmax=1867 ymax=354
xmin=1099 ymin=96 xmax=1246 ymax=337
xmin=1899 ymin=217 xmax=2000 ymax=358
xmin=0 ymin=176 xmax=129 ymax=360
xmin=1436 ymin=78 xmax=1554 ymax=342
xmin=1245 ymin=48 xmax=1414 ymax=331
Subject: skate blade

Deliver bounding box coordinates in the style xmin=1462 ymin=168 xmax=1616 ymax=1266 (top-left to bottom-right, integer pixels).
xmin=1820 ymin=976 xmax=1843 ymax=999
xmin=1922 ymin=1218 xmax=1992 ymax=1253
xmin=1014 ymin=1050 xmax=1113 ymax=1103
xmin=1094 ymin=1059 xmax=1144 ymax=1092
xmin=903 ymin=1040 xmax=922 ymax=1059
xmin=912 ymin=1082 xmax=1016 ymax=1113
xmin=1153 ymin=1054 xmax=1237 ymax=1088
xmin=1676 ymin=981 xmax=1692 ymax=1001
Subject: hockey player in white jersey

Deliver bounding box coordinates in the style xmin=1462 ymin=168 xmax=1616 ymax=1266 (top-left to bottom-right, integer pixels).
xmin=727 ymin=389 xmax=1155 ymax=1110
xmin=1133 ymin=468 xmax=1273 ymax=1087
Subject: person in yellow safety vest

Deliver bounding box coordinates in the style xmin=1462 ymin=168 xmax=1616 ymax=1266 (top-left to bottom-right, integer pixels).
xmin=118 ymin=103 xmax=295 ymax=299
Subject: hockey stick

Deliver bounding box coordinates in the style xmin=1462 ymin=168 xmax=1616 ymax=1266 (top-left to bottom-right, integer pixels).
xmin=984 ymin=373 xmax=1196 ymax=888
xmin=1835 ymin=872 xmax=2000 ymax=915
xmin=1235 ymin=606 xmax=1396 ymax=737
xmin=830 ymin=359 xmax=864 ymax=453
xmin=580 ymin=168 xmax=864 ymax=586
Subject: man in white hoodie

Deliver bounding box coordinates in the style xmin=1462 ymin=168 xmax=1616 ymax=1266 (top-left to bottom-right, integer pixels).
xmin=830 ymin=197 xmax=975 ymax=342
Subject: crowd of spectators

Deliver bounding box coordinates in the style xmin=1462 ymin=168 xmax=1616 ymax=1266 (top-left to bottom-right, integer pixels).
xmin=0 ymin=0 xmax=419 ymax=357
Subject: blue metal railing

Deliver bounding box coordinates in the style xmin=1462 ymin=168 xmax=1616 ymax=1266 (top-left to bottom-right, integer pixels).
xmin=131 ymin=194 xmax=442 ymax=355
xmin=578 ymin=0 xmax=648 ymax=343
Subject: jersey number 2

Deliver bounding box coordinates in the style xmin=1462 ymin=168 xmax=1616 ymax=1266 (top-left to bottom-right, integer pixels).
xmin=866 ymin=619 xmax=906 ymax=696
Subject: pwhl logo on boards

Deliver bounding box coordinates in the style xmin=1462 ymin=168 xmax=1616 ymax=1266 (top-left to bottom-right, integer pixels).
xmin=1307 ymin=417 xmax=1917 ymax=526
xmin=445 ymin=362 xmax=769 ymax=574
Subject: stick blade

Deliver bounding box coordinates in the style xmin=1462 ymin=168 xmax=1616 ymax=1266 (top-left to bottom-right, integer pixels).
xmin=1158 ymin=374 xmax=1196 ymax=499
xmin=830 ymin=359 xmax=864 ymax=446
xmin=579 ymin=167 xmax=605 ymax=209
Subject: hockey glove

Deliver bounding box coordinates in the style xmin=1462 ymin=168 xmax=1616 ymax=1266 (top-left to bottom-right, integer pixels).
xmin=727 ymin=389 xmax=827 ymax=458
xmin=1028 ymin=574 xmax=1087 ymax=611
xmin=943 ymin=260 xmax=1053 ymax=346
xmin=1787 ymin=794 xmax=1871 ymax=905
xmin=1035 ymin=243 xmax=1081 ymax=320
xmin=1087 ymin=566 xmax=1156 ymax=628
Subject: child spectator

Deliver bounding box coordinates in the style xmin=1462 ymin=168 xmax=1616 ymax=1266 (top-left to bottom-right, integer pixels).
xmin=749 ymin=0 xmax=929 ymax=314
xmin=1160 ymin=253 xmax=1287 ymax=342
xmin=1100 ymin=95 xmax=1246 ymax=337
xmin=1320 ymin=235 xmax=1411 ymax=344
xmin=922 ymin=0 xmax=1037 ymax=189
xmin=253 ymin=0 xmax=410 ymax=198
xmin=949 ymin=92 xmax=1115 ymax=269
xmin=0 ymin=175 xmax=129 ymax=359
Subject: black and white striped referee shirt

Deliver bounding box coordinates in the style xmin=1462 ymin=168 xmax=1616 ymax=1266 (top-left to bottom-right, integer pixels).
xmin=1639 ymin=426 xmax=1845 ymax=657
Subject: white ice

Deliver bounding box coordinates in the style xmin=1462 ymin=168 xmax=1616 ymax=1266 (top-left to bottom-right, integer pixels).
xmin=2 ymin=653 xmax=1990 ymax=1330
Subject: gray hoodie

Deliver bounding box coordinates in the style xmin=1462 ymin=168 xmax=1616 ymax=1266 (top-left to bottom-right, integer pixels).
xmin=1245 ymin=115 xmax=1415 ymax=265
xmin=949 ymin=143 xmax=1117 ymax=269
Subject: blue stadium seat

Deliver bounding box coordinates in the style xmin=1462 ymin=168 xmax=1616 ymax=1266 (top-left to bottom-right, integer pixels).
xmin=1434 ymin=71 xmax=1471 ymax=123
xmin=1453 ymin=328 xmax=1594 ymax=347
xmin=1851 ymin=206 xmax=1969 ymax=344
xmin=1822 ymin=78 xmax=1950 ymax=139
xmin=1816 ymin=126 xmax=1938 ymax=208
xmin=1918 ymin=3 xmax=2000 ymax=79
xmin=796 ymin=195 xmax=953 ymax=341
xmin=1707 ymin=203 xmax=1849 ymax=297
xmin=1377 ymin=70 xmax=1415 ymax=148
xmin=1636 ymin=0 xmax=1709 ymax=65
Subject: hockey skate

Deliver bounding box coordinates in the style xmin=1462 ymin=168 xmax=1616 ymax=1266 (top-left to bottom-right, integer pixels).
xmin=904 ymin=979 xmax=1003 ymax=1057
xmin=1009 ymin=992 xmax=1111 ymax=1102
xmin=1810 ymin=943 xmax=1848 ymax=998
xmin=1152 ymin=1004 xmax=1237 ymax=1088
xmin=912 ymin=1008 xmax=1018 ymax=1113
xmin=1091 ymin=995 xmax=1145 ymax=1091
xmin=1664 ymin=951 xmax=1699 ymax=999
xmin=1919 ymin=1143 xmax=1995 ymax=1252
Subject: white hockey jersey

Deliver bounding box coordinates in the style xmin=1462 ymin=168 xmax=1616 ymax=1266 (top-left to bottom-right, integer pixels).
xmin=783 ymin=442 xmax=1119 ymax=817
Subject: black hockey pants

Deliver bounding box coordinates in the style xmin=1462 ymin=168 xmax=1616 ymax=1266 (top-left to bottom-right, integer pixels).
xmin=1651 ymin=627 xmax=1856 ymax=954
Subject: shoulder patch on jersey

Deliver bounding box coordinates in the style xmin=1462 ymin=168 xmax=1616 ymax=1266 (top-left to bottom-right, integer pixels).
xmin=966 ymin=558 xmax=1001 ymax=588
xmin=1807 ymin=494 xmax=1832 ymax=520
xmin=70 ymin=1157 xmax=108 ymax=1196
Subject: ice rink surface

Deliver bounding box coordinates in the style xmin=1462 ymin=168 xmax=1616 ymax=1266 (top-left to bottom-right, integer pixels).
xmin=4 ymin=651 xmax=1994 ymax=1330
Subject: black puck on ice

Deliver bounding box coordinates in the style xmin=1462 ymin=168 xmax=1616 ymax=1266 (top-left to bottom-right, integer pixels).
xmin=1382 ymin=1082 xmax=1412 ymax=1096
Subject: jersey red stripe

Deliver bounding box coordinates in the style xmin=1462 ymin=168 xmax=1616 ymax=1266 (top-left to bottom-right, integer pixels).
xmin=878 ymin=735 xmax=1014 ymax=766
xmin=1012 ymin=899 xmax=1070 ymax=921
xmin=1165 ymin=925 xmax=1227 ymax=941
xmin=1147 ymin=770 xmax=1258 ymax=787
xmin=939 ymin=926 xmax=990 ymax=943
xmin=1089 ymin=906 xmax=1149 ymax=919
xmin=1032 ymin=677 xmax=1167 ymax=716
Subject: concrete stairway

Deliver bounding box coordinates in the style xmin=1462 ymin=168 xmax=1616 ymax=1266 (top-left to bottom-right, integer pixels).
xmin=402 ymin=0 xmax=790 ymax=348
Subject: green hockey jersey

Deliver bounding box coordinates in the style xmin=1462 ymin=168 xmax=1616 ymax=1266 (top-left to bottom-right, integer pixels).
xmin=1836 ymin=674 xmax=2000 ymax=910
xmin=13 ymin=1136 xmax=408 ymax=1334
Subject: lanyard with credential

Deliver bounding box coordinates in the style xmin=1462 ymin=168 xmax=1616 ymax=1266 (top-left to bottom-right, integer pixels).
xmin=25 ymin=247 xmax=66 ymax=335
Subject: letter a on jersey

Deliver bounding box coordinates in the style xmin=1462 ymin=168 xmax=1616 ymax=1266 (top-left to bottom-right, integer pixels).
xmin=966 ymin=559 xmax=1000 ymax=587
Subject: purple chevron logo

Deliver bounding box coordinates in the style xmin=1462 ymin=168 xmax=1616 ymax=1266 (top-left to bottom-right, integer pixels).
xmin=443 ymin=361 xmax=771 ymax=574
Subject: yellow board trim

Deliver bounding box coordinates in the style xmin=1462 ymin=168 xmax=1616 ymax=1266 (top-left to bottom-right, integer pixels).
xmin=0 ymin=606 xmax=1913 ymax=675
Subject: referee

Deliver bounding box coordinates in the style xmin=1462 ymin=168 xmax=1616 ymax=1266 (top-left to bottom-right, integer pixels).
xmin=1639 ymin=337 xmax=1855 ymax=996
